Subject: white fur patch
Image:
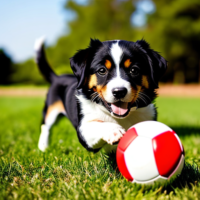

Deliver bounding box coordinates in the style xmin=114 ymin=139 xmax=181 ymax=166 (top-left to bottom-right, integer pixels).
xmin=110 ymin=41 xmax=123 ymax=77
xmin=76 ymin=93 xmax=156 ymax=152
xmin=38 ymin=124 xmax=50 ymax=152
xmin=34 ymin=35 xmax=46 ymax=52
xmin=76 ymin=94 xmax=124 ymax=149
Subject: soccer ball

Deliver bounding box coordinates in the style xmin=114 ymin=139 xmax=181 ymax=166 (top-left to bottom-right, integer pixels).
xmin=116 ymin=121 xmax=184 ymax=184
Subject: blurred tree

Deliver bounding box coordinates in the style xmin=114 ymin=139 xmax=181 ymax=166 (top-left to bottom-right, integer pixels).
xmin=46 ymin=0 xmax=136 ymax=73
xmin=142 ymin=0 xmax=200 ymax=83
xmin=4 ymin=0 xmax=137 ymax=85
xmin=7 ymin=0 xmax=200 ymax=85
xmin=10 ymin=59 xmax=46 ymax=85
xmin=0 ymin=49 xmax=13 ymax=84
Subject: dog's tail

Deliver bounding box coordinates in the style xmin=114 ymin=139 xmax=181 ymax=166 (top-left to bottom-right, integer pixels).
xmin=34 ymin=36 xmax=57 ymax=83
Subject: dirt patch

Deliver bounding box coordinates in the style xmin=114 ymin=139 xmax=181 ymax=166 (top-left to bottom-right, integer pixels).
xmin=0 ymin=84 xmax=200 ymax=97
xmin=157 ymin=84 xmax=200 ymax=97
xmin=0 ymin=87 xmax=47 ymax=97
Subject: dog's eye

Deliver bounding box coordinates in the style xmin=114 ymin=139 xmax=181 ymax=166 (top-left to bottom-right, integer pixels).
xmin=97 ymin=68 xmax=107 ymax=76
xmin=130 ymin=66 xmax=140 ymax=76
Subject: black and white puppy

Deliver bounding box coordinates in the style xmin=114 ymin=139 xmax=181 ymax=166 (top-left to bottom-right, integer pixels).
xmin=34 ymin=38 xmax=167 ymax=153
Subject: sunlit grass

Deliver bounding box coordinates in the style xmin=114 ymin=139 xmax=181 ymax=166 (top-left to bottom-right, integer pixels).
xmin=0 ymin=96 xmax=200 ymax=199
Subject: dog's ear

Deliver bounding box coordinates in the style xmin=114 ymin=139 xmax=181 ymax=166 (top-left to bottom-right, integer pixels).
xmin=70 ymin=39 xmax=102 ymax=89
xmin=70 ymin=48 xmax=90 ymax=89
xmin=135 ymin=40 xmax=167 ymax=88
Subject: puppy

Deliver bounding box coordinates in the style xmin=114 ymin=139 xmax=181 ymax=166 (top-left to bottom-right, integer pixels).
xmin=35 ymin=38 xmax=167 ymax=153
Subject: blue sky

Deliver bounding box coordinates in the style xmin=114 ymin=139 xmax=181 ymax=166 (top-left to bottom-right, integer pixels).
xmin=0 ymin=0 xmax=68 ymax=62
xmin=0 ymin=0 xmax=154 ymax=63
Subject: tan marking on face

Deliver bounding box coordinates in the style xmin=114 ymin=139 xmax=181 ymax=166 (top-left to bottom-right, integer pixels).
xmin=45 ymin=100 xmax=65 ymax=121
xmin=105 ymin=59 xmax=112 ymax=70
xmin=142 ymin=75 xmax=149 ymax=89
xmin=124 ymin=59 xmax=132 ymax=68
xmin=88 ymin=74 xmax=97 ymax=89
xmin=130 ymin=85 xmax=142 ymax=106
xmin=93 ymin=84 xmax=109 ymax=104
xmin=99 ymin=85 xmax=107 ymax=99
xmin=88 ymin=119 xmax=104 ymax=123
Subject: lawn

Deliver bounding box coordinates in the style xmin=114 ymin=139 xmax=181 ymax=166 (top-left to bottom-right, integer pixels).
xmin=0 ymin=96 xmax=200 ymax=199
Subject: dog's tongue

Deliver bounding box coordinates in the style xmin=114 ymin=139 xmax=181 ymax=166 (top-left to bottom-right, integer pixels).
xmin=111 ymin=102 xmax=128 ymax=116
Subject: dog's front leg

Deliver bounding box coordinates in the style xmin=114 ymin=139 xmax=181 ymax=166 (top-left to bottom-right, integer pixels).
xmin=79 ymin=121 xmax=126 ymax=150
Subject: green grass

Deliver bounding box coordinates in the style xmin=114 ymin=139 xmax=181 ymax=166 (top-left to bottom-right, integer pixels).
xmin=0 ymin=96 xmax=200 ymax=199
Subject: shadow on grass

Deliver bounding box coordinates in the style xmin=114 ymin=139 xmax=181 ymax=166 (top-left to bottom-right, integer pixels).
xmin=171 ymin=126 xmax=200 ymax=137
xmin=165 ymin=162 xmax=200 ymax=191
xmin=104 ymin=152 xmax=200 ymax=193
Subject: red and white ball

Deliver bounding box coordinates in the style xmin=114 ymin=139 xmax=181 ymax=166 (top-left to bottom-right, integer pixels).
xmin=116 ymin=121 xmax=184 ymax=184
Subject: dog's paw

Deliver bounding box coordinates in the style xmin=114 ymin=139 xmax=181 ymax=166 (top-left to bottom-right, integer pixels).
xmin=102 ymin=123 xmax=125 ymax=145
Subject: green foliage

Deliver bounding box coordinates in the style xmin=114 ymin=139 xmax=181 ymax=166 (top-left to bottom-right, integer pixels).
xmin=10 ymin=59 xmax=45 ymax=85
xmin=13 ymin=0 xmax=136 ymax=85
xmin=46 ymin=0 xmax=136 ymax=69
xmin=43 ymin=0 xmax=200 ymax=84
xmin=142 ymin=0 xmax=200 ymax=83
xmin=10 ymin=59 xmax=72 ymax=85
xmin=0 ymin=96 xmax=200 ymax=199
xmin=4 ymin=0 xmax=200 ymax=84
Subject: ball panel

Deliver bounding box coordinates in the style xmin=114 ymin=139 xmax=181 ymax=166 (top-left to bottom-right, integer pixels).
xmin=116 ymin=148 xmax=134 ymax=182
xmin=124 ymin=136 xmax=159 ymax=181
xmin=129 ymin=121 xmax=172 ymax=139
xmin=152 ymin=131 xmax=182 ymax=177
xmin=118 ymin=127 xmax=138 ymax=151
xmin=169 ymin=154 xmax=184 ymax=179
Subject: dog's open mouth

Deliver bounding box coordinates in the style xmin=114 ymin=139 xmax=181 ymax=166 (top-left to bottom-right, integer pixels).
xmin=108 ymin=101 xmax=130 ymax=118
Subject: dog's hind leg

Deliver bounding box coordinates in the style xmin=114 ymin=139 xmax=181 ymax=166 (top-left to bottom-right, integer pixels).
xmin=38 ymin=99 xmax=66 ymax=152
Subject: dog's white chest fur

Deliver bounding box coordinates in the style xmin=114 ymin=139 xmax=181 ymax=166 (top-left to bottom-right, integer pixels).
xmin=77 ymin=94 xmax=156 ymax=152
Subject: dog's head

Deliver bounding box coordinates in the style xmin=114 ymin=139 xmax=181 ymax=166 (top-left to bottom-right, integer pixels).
xmin=70 ymin=39 xmax=167 ymax=118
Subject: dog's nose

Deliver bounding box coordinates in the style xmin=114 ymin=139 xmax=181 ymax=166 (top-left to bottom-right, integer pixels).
xmin=112 ymin=87 xmax=127 ymax=99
